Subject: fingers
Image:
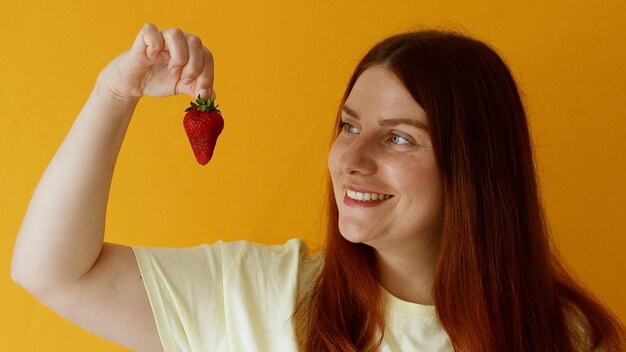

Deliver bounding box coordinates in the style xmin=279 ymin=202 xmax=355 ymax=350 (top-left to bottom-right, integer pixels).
xmin=161 ymin=28 xmax=188 ymax=73
xmin=131 ymin=23 xmax=165 ymax=60
xmin=169 ymin=32 xmax=214 ymax=100
xmin=179 ymin=34 xmax=204 ymax=85
xmin=167 ymin=30 xmax=214 ymax=100
xmin=131 ymin=23 xmax=215 ymax=99
xmin=195 ymin=48 xmax=215 ymax=101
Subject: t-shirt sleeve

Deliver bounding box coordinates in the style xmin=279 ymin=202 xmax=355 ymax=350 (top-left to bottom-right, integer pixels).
xmin=131 ymin=238 xmax=316 ymax=352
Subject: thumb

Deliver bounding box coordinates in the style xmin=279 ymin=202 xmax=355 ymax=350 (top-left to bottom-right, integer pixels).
xmin=130 ymin=23 xmax=166 ymax=61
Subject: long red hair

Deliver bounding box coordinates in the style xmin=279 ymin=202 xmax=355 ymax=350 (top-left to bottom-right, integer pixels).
xmin=295 ymin=30 xmax=625 ymax=351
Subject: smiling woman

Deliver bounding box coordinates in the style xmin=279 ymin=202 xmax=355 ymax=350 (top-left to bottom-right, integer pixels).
xmin=11 ymin=23 xmax=625 ymax=352
xmin=328 ymin=66 xmax=444 ymax=294
xmin=295 ymin=31 xmax=626 ymax=352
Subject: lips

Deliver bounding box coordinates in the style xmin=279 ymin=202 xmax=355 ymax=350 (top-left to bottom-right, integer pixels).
xmin=345 ymin=189 xmax=393 ymax=202
xmin=341 ymin=185 xmax=394 ymax=208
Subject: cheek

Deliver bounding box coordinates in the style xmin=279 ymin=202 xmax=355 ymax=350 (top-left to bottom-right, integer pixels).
xmin=384 ymin=156 xmax=442 ymax=199
xmin=327 ymin=143 xmax=343 ymax=199
xmin=413 ymin=164 xmax=444 ymax=214
xmin=327 ymin=140 xmax=342 ymax=176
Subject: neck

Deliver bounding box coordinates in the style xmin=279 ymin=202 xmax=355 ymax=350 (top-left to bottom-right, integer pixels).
xmin=375 ymin=237 xmax=439 ymax=305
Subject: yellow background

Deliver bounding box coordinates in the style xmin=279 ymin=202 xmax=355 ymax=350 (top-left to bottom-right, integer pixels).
xmin=1 ymin=0 xmax=624 ymax=350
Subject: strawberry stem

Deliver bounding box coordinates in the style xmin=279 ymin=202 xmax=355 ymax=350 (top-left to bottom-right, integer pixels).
xmin=185 ymin=95 xmax=221 ymax=113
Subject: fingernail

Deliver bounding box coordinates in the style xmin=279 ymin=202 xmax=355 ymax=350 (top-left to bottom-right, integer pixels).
xmin=197 ymin=89 xmax=209 ymax=99
xmin=147 ymin=47 xmax=156 ymax=59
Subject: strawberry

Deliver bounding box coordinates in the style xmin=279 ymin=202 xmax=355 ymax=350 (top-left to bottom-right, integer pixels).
xmin=183 ymin=95 xmax=224 ymax=165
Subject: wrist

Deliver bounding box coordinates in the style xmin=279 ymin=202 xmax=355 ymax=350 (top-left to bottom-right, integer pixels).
xmin=86 ymin=80 xmax=141 ymax=125
xmin=93 ymin=76 xmax=141 ymax=106
xmin=94 ymin=58 xmax=144 ymax=105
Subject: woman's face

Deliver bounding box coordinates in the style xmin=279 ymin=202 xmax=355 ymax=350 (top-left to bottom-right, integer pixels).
xmin=328 ymin=65 xmax=444 ymax=253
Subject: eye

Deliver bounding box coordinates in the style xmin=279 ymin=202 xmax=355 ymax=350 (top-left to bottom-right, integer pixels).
xmin=389 ymin=134 xmax=411 ymax=145
xmin=340 ymin=121 xmax=360 ymax=134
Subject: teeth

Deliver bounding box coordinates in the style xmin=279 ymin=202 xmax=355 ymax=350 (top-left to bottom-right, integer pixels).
xmin=346 ymin=189 xmax=392 ymax=202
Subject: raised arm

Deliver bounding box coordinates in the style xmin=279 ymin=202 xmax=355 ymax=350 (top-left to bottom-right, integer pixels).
xmin=11 ymin=23 xmax=214 ymax=351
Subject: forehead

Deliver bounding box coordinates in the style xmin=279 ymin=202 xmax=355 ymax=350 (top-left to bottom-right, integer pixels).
xmin=344 ymin=65 xmax=428 ymax=124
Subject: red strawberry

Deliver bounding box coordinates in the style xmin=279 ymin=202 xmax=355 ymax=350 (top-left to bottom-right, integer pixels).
xmin=183 ymin=95 xmax=224 ymax=165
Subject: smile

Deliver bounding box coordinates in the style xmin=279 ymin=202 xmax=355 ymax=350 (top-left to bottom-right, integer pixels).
xmin=346 ymin=189 xmax=393 ymax=202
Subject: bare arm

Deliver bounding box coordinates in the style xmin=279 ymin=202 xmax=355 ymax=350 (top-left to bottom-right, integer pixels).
xmin=11 ymin=23 xmax=215 ymax=351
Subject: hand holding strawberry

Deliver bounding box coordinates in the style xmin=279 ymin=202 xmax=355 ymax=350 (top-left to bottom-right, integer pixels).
xmin=183 ymin=96 xmax=224 ymax=165
xmin=98 ymin=23 xmax=215 ymax=102
xmin=94 ymin=23 xmax=221 ymax=165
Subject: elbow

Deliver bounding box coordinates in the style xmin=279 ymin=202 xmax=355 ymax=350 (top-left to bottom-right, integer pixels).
xmin=11 ymin=254 xmax=32 ymax=291
xmin=11 ymin=249 xmax=25 ymax=285
xmin=11 ymin=246 xmax=85 ymax=301
xmin=11 ymin=251 xmax=47 ymax=298
xmin=11 ymin=263 xmax=51 ymax=300
xmin=11 ymin=233 xmax=32 ymax=289
xmin=10 ymin=265 xmax=21 ymax=287
xmin=11 ymin=234 xmax=47 ymax=296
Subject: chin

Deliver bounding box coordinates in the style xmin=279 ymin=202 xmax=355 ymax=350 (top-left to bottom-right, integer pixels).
xmin=338 ymin=223 xmax=373 ymax=244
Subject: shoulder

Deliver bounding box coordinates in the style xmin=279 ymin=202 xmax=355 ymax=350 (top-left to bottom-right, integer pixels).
xmin=133 ymin=238 xmax=316 ymax=264
xmin=216 ymin=238 xmax=312 ymax=257
xmin=217 ymin=239 xmax=323 ymax=283
xmin=205 ymin=238 xmax=317 ymax=267
xmin=131 ymin=238 xmax=324 ymax=350
xmin=133 ymin=238 xmax=323 ymax=283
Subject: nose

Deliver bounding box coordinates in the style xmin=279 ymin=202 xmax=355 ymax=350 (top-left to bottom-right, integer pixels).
xmin=338 ymin=136 xmax=377 ymax=176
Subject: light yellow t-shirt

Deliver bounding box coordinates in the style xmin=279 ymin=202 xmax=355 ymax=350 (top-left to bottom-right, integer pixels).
xmin=132 ymin=239 xmax=452 ymax=352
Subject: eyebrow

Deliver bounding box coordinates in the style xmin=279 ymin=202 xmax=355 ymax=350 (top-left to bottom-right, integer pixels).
xmin=342 ymin=105 xmax=429 ymax=131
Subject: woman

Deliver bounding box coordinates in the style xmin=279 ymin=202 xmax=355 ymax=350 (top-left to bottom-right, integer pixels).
xmin=12 ymin=23 xmax=624 ymax=351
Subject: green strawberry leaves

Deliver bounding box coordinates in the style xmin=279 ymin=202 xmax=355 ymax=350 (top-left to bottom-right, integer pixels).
xmin=185 ymin=95 xmax=220 ymax=113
